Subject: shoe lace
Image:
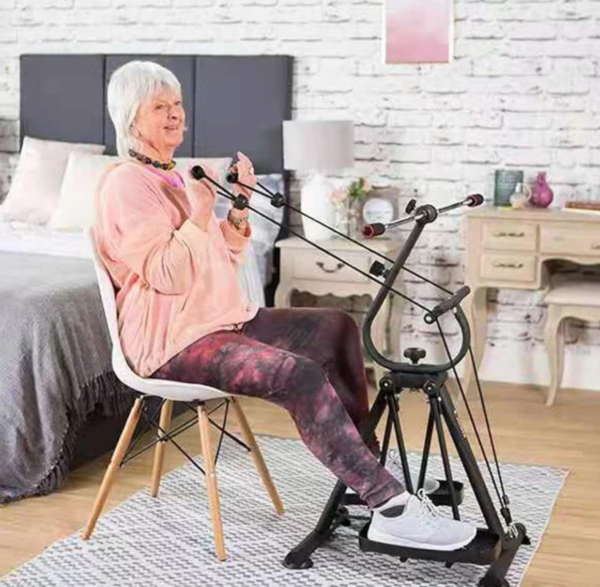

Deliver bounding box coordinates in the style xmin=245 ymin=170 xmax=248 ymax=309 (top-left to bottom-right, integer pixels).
xmin=415 ymin=488 xmax=441 ymax=533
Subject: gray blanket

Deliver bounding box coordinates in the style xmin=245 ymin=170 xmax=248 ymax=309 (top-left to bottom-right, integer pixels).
xmin=0 ymin=252 xmax=133 ymax=504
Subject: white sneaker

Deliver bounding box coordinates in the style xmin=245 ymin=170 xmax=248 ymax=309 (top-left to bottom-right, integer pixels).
xmin=368 ymin=489 xmax=477 ymax=551
xmin=386 ymin=449 xmax=441 ymax=495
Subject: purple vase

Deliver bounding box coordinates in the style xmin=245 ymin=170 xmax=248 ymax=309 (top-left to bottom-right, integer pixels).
xmin=530 ymin=172 xmax=554 ymax=208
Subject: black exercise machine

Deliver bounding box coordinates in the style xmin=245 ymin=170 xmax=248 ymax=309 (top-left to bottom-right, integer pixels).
xmin=192 ymin=163 xmax=530 ymax=587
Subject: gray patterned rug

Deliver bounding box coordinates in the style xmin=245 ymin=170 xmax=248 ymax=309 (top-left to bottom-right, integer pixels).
xmin=1 ymin=436 xmax=567 ymax=587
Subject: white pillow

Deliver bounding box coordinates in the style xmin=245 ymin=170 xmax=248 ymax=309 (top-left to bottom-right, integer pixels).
xmin=246 ymin=173 xmax=285 ymax=249
xmin=0 ymin=137 xmax=105 ymax=225
xmin=48 ymin=152 xmax=120 ymax=231
xmin=47 ymin=155 xmax=231 ymax=231
xmin=215 ymin=173 xmax=285 ymax=241
xmin=213 ymin=173 xmax=284 ymax=287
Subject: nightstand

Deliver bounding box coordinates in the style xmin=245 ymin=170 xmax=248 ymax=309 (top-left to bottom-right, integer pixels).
xmin=274 ymin=236 xmax=404 ymax=381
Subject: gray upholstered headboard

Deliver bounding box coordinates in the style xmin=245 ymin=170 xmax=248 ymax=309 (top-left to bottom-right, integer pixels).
xmin=20 ymin=54 xmax=293 ymax=175
xmin=19 ymin=53 xmax=293 ymax=302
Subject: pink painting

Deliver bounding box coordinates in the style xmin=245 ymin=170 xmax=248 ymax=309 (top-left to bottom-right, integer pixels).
xmin=385 ymin=0 xmax=453 ymax=64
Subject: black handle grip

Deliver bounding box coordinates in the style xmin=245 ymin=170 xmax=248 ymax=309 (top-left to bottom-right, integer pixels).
xmin=191 ymin=165 xmax=248 ymax=210
xmin=425 ymin=285 xmax=471 ymax=323
xmin=190 ymin=165 xmax=205 ymax=180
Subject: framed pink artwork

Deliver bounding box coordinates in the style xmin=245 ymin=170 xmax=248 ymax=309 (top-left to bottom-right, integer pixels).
xmin=384 ymin=0 xmax=454 ymax=64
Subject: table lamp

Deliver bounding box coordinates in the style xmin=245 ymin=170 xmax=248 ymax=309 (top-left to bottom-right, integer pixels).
xmin=283 ymin=120 xmax=354 ymax=241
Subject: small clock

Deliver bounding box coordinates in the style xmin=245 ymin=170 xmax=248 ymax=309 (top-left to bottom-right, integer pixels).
xmin=361 ymin=194 xmax=397 ymax=225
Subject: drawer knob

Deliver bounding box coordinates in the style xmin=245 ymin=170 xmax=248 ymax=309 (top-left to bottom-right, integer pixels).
xmin=493 ymin=231 xmax=526 ymax=238
xmin=316 ymin=261 xmax=345 ymax=274
xmin=493 ymin=262 xmax=524 ymax=269
xmin=592 ymin=244 xmax=600 ymax=250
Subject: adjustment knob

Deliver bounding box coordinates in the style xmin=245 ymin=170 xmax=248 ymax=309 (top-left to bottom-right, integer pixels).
xmin=370 ymin=261 xmax=390 ymax=279
xmin=404 ymin=347 xmax=426 ymax=365
xmin=271 ymin=192 xmax=286 ymax=208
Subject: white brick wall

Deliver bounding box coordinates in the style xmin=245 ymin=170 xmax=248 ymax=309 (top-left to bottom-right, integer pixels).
xmin=1 ymin=0 xmax=600 ymax=390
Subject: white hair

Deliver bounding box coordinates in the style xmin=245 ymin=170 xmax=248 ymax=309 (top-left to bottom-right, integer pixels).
xmin=106 ymin=60 xmax=182 ymax=157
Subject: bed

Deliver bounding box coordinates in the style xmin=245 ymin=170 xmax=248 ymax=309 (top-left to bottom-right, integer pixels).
xmin=0 ymin=54 xmax=293 ymax=504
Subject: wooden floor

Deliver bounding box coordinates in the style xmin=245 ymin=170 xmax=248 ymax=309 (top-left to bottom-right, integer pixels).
xmin=1 ymin=381 xmax=600 ymax=586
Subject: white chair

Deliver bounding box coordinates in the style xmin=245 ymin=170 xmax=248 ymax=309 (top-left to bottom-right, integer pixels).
xmin=544 ymin=279 xmax=600 ymax=406
xmin=83 ymin=228 xmax=284 ymax=560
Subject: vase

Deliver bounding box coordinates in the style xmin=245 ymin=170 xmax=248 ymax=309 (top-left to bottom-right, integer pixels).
xmin=333 ymin=202 xmax=348 ymax=236
xmin=509 ymin=182 xmax=532 ymax=209
xmin=530 ymin=172 xmax=554 ymax=208
xmin=300 ymin=173 xmax=336 ymax=241
xmin=347 ymin=199 xmax=362 ymax=239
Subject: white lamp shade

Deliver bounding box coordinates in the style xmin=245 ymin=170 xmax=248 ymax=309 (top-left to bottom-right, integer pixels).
xmin=283 ymin=120 xmax=354 ymax=172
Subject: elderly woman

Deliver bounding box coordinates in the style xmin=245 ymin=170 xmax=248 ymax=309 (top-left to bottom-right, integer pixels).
xmin=93 ymin=60 xmax=476 ymax=552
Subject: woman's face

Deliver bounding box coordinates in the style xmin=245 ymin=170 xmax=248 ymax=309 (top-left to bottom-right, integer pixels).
xmin=134 ymin=89 xmax=185 ymax=155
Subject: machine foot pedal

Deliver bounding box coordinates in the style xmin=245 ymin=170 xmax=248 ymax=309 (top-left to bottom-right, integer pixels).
xmin=359 ymin=523 xmax=501 ymax=566
xmin=429 ymin=480 xmax=465 ymax=507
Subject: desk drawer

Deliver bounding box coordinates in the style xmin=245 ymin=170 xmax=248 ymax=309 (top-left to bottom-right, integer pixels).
xmin=293 ymin=250 xmax=370 ymax=283
xmin=482 ymin=222 xmax=537 ymax=252
xmin=481 ymin=253 xmax=536 ymax=283
xmin=540 ymin=227 xmax=600 ymax=257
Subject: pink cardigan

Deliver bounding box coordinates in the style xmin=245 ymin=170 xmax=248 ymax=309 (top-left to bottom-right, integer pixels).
xmin=93 ymin=160 xmax=258 ymax=377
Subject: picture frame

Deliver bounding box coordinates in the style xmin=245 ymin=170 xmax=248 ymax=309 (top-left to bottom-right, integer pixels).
xmin=494 ymin=169 xmax=524 ymax=207
xmin=359 ymin=187 xmax=401 ymax=227
xmin=384 ymin=0 xmax=454 ymax=64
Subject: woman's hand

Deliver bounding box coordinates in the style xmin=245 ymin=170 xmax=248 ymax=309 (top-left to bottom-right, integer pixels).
xmin=230 ymin=151 xmax=257 ymax=199
xmin=187 ymin=164 xmax=218 ymax=231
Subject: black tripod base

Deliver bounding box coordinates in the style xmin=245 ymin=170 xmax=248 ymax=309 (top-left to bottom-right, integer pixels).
xmin=341 ymin=479 xmax=465 ymax=509
xmin=283 ymin=374 xmax=529 ymax=585
xmin=358 ymin=524 xmax=502 ymax=567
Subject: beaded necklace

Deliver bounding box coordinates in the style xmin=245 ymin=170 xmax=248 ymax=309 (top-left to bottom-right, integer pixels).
xmin=128 ymin=148 xmax=176 ymax=171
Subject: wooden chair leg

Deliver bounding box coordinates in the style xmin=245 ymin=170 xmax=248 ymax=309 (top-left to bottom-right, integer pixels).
xmin=150 ymin=399 xmax=173 ymax=498
xmin=545 ymin=305 xmax=565 ymax=407
xmin=82 ymin=397 xmax=144 ymax=540
xmin=230 ymin=398 xmax=285 ymax=515
xmin=198 ymin=404 xmax=226 ymax=561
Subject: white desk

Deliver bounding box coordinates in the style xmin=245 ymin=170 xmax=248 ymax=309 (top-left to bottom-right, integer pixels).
xmin=463 ymin=206 xmax=600 ymax=391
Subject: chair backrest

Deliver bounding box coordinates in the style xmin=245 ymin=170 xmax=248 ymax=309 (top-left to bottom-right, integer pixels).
xmin=85 ymin=227 xmax=141 ymax=386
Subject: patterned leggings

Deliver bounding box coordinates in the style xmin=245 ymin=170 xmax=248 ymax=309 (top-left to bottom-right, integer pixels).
xmin=151 ymin=307 xmax=404 ymax=507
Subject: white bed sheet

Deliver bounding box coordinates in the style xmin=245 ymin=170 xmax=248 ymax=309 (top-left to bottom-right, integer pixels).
xmin=0 ymin=221 xmax=92 ymax=258
xmin=0 ymin=220 xmax=267 ymax=307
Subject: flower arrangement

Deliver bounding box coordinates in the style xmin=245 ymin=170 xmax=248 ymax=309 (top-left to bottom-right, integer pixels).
xmin=331 ymin=177 xmax=372 ymax=236
xmin=348 ymin=177 xmax=372 ymax=203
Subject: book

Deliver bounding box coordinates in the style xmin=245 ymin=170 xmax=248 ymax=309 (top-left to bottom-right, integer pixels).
xmin=494 ymin=170 xmax=524 ymax=207
xmin=565 ymin=201 xmax=600 ymax=211
xmin=563 ymin=207 xmax=600 ymax=216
